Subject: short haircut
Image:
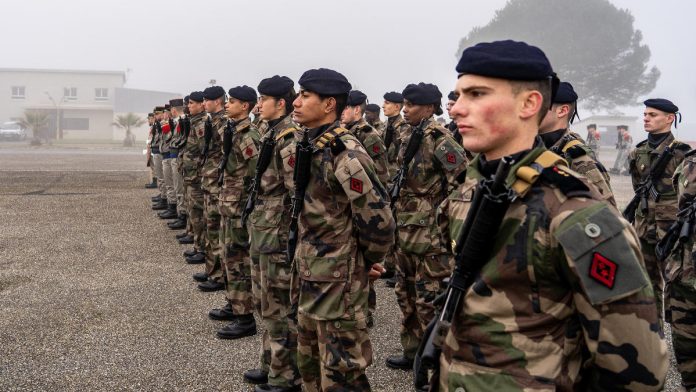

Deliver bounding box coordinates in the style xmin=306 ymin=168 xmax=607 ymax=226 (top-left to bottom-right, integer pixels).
xmin=319 ymin=93 xmax=348 ymax=118
xmin=508 ymin=80 xmax=551 ymax=124
xmin=274 ymin=89 xmax=297 ymax=116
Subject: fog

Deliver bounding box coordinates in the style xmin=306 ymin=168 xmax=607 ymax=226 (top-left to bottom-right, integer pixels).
xmin=2 ymin=0 xmax=694 ymax=122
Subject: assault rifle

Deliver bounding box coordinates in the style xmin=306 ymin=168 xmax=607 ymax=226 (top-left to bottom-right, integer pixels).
xmin=200 ymin=116 xmax=213 ymax=167
xmin=656 ymin=199 xmax=696 ymax=262
xmin=217 ymin=119 xmax=236 ymax=186
xmin=287 ymin=130 xmax=312 ymax=264
xmin=389 ymin=119 xmax=426 ymax=209
xmin=384 ymin=122 xmax=395 ymax=150
xmin=623 ymin=142 xmax=676 ymax=223
xmin=242 ymin=130 xmax=278 ymax=226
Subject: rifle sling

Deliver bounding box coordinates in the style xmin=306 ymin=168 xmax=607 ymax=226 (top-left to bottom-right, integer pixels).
xmin=511 ymin=150 xmax=567 ymax=197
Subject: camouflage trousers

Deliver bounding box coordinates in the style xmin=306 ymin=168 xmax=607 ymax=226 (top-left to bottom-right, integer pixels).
xmin=203 ymin=191 xmax=223 ymax=282
xmin=251 ymin=251 xmax=301 ymax=388
xmin=151 ymin=153 xmax=166 ymax=199
xmin=172 ymin=159 xmax=185 ymax=214
xmin=394 ymin=251 xmax=450 ymax=359
xmin=297 ymin=314 xmax=372 ymax=392
xmin=185 ymin=180 xmax=206 ymax=252
xmin=641 ymin=240 xmax=666 ymax=320
xmin=666 ymin=255 xmax=696 ymax=388
xmin=220 ymin=216 xmax=253 ymax=315
xmin=162 ymin=157 xmax=176 ymax=205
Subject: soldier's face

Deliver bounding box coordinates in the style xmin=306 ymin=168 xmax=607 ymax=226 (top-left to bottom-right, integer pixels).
xmin=365 ymin=111 xmax=378 ymax=123
xmin=451 ymin=74 xmax=537 ymax=157
xmin=225 ymin=98 xmax=247 ymax=119
xmin=188 ymin=101 xmax=204 ymax=116
xmin=293 ymin=90 xmax=334 ymax=128
xmin=203 ymin=99 xmax=217 ymax=113
xmin=402 ymin=100 xmax=433 ymax=126
xmin=383 ymin=101 xmax=401 ymax=117
xmin=258 ymin=95 xmax=283 ymax=120
xmin=643 ymin=108 xmax=674 ymax=133
xmin=341 ymin=106 xmax=359 ymax=124
xmin=446 ymin=99 xmax=456 ymax=119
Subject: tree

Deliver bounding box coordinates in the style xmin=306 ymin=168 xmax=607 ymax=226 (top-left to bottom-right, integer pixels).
xmin=17 ymin=110 xmax=50 ymax=145
xmin=113 ymin=113 xmax=146 ymax=147
xmin=456 ymin=0 xmax=659 ymax=112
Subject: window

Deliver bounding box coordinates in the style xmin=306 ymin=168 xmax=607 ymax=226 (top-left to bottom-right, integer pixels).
xmin=95 ymin=88 xmax=108 ymax=101
xmin=64 ymin=87 xmax=77 ymax=100
xmin=11 ymin=86 xmax=25 ymax=99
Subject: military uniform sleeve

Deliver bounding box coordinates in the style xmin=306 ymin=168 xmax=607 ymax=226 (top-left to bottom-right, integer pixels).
xmin=333 ymin=144 xmax=395 ymax=264
xmin=628 ymin=146 xmax=641 ymax=191
xmin=239 ymin=130 xmax=261 ymax=178
xmin=433 ymin=134 xmax=468 ymax=193
xmin=552 ymin=203 xmax=668 ymax=390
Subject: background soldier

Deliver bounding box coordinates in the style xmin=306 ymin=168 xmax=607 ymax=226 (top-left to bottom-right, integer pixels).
xmin=387 ymin=82 xmax=467 ymax=371
xmin=628 ymin=98 xmax=690 ymax=320
xmin=159 ymin=104 xmax=179 ymax=220
xmin=437 ymin=39 xmax=667 ymax=391
xmin=445 ymin=91 xmax=462 ymax=146
xmin=586 ymin=123 xmax=601 ymax=151
xmin=364 ymin=103 xmax=385 ymax=134
xmin=151 ymin=107 xmax=168 ymax=211
xmin=611 ymin=125 xmax=633 ymax=175
xmin=166 ymin=98 xmax=187 ymax=229
xmin=145 ymin=112 xmax=158 ymax=189
xmin=291 ymin=68 xmax=394 ymax=391
xmin=538 ymin=81 xmax=615 ymax=205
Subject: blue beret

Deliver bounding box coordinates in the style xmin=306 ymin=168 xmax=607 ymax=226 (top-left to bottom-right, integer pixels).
xmin=365 ymin=104 xmax=380 ymax=113
xmin=456 ymin=40 xmax=554 ymax=81
xmin=169 ymin=98 xmax=184 ymax=107
xmin=644 ymin=98 xmax=678 ymax=113
xmin=203 ymin=86 xmax=225 ymax=100
xmin=258 ymin=75 xmax=294 ymax=97
xmin=402 ymin=83 xmax=442 ymax=105
xmin=553 ymin=82 xmax=578 ymax=103
xmin=189 ymin=91 xmax=204 ymax=103
xmin=383 ymin=91 xmax=403 ymax=103
xmin=228 ymin=85 xmax=257 ymax=102
xmin=347 ymin=90 xmax=367 ymax=106
xmin=298 ymin=68 xmax=351 ymax=96
xmin=447 ymin=91 xmax=457 ymax=101
xmin=183 ymin=95 xmax=190 ymax=104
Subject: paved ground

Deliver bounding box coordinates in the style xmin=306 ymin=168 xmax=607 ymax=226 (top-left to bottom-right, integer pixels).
xmin=0 ymin=142 xmax=683 ymax=391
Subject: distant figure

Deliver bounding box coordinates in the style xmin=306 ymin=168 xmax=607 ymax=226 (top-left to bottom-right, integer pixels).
xmin=364 ymin=103 xmax=385 ymax=135
xmin=611 ymin=125 xmax=632 ymax=175
xmin=586 ymin=123 xmax=601 ymax=151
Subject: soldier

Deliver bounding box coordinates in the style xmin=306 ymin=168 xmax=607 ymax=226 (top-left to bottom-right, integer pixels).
xmin=628 ymin=98 xmax=690 ymax=320
xmin=291 ymin=68 xmax=395 ymax=391
xmin=445 ymin=91 xmax=462 ymax=146
xmin=435 ymin=39 xmax=667 ymax=391
xmin=386 ymin=83 xmax=468 ymax=371
xmin=145 ymin=113 xmax=158 ymax=189
xmin=611 ymin=125 xmax=633 ymax=175
xmin=173 ymin=96 xmax=194 ymax=238
xmin=538 ymin=81 xmax=615 ymax=205
xmin=586 ymin=123 xmax=601 ymax=151
xmin=158 ymin=104 xmax=179 ymax=219
xmin=151 ymin=107 xmax=168 ymax=211
xmin=666 ymin=150 xmax=696 ymax=391
xmin=197 ymin=86 xmax=227 ymax=293
xmin=209 ymin=86 xmax=260 ymax=340
xmin=165 ymin=98 xmax=188 ymax=229
xmin=243 ymin=75 xmax=302 ymax=392
xmin=364 ymin=103 xmax=385 ymax=134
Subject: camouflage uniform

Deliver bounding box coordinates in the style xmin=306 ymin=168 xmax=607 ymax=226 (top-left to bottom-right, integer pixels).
xmin=437 ymin=143 xmax=668 ymax=391
xmin=669 ymin=155 xmax=696 ymax=389
xmin=293 ymin=123 xmax=395 ymax=391
xmin=169 ymin=118 xmax=186 ymax=216
xmin=160 ymin=120 xmax=176 ymax=206
xmin=628 ymin=132 xmax=690 ymax=318
xmin=151 ymin=122 xmax=167 ymax=200
xmin=181 ymin=112 xmax=206 ymax=252
xmin=542 ymin=128 xmax=615 ymax=206
xmin=346 ymin=118 xmax=390 ymax=191
xmin=200 ymin=111 xmax=225 ymax=283
xmin=384 ymin=114 xmax=409 ymax=179
xmin=613 ymin=131 xmax=633 ymax=174
xmin=586 ymin=128 xmax=600 ymax=151
xmin=393 ymin=118 xmax=467 ymax=361
xmin=248 ymin=115 xmax=301 ymax=389
xmin=219 ymin=117 xmax=259 ymax=316
xmin=369 ymin=118 xmax=385 ymax=136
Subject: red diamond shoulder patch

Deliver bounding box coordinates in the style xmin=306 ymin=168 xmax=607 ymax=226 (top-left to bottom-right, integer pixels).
xmin=350 ymin=177 xmax=363 ymax=193
xmin=589 ymin=252 xmax=617 ymax=289
xmin=446 ymin=152 xmax=457 ymax=164
xmin=288 ymin=155 xmax=295 ymax=168
xmin=373 ymin=145 xmax=380 ymax=154
xmin=245 ymin=146 xmax=253 ymax=157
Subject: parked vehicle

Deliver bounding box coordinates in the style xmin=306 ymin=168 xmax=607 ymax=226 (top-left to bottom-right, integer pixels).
xmin=0 ymin=121 xmax=27 ymax=141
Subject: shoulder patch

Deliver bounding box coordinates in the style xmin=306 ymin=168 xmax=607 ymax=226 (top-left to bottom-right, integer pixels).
xmin=334 ymin=156 xmax=374 ymax=201
xmin=434 ymin=139 xmax=466 ymax=171
xmin=239 ymin=134 xmax=259 ymax=160
xmin=565 ymin=145 xmax=587 ymax=159
xmin=540 ymin=165 xmax=590 ymax=195
xmin=555 ymin=204 xmax=649 ymax=305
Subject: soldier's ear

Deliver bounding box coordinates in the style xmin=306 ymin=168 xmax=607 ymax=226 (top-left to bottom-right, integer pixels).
xmin=324 ymin=97 xmax=336 ymax=114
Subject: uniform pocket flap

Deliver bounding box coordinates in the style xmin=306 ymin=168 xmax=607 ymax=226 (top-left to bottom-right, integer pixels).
xmin=298 ymin=254 xmax=350 ymax=282
xmin=397 ymin=211 xmax=431 ymax=228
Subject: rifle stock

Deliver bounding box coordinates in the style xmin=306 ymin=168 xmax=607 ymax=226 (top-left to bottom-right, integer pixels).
xmin=287 ymin=131 xmax=312 ymax=264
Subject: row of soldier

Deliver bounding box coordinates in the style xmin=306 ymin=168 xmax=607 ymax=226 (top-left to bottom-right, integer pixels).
xmin=143 ymin=39 xmax=695 ymax=391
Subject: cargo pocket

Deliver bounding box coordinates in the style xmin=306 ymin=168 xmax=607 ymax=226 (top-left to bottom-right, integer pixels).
xmin=249 ymin=208 xmax=284 ymax=254
xmin=297 ymin=254 xmax=350 ymax=320
xmin=397 ymin=211 xmax=433 ymax=256
xmin=446 ymin=359 xmax=556 ymax=392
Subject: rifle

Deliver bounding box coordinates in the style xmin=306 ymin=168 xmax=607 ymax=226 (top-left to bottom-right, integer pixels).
xmin=413 ymin=157 xmax=514 ymax=391
xmin=200 ymin=116 xmax=213 ymax=167
xmin=656 ymin=199 xmax=696 ymax=261
xmin=384 ymin=122 xmax=395 ymax=150
xmin=242 ymin=130 xmax=278 ymax=226
xmin=217 ymin=119 xmax=236 ymax=186
xmin=622 ymin=142 xmax=676 ymax=223
xmin=174 ymin=115 xmax=190 ymax=149
xmin=389 ymin=119 xmax=426 ymax=210
xmin=287 ymin=130 xmax=312 ymax=264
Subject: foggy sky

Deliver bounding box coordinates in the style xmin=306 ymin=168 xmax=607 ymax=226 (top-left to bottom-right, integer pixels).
xmin=2 ymin=0 xmax=694 ymax=120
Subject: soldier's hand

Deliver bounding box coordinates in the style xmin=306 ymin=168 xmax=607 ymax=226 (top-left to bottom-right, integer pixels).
xmin=368 ymin=263 xmax=386 ymax=281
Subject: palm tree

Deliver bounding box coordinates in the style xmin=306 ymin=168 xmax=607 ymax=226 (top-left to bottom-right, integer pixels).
xmin=17 ymin=110 xmax=50 ymax=145
xmin=113 ymin=113 xmax=146 ymax=147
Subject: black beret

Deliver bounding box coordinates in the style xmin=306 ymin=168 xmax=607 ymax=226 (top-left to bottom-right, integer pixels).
xmin=402 ymin=83 xmax=442 ymax=105
xmin=644 ymin=98 xmax=679 ymax=113
xmin=383 ymin=91 xmax=403 ymax=103
xmin=154 ymin=106 xmax=164 ymax=113
xmin=183 ymin=95 xmax=190 ymax=104
xmin=553 ymin=82 xmax=578 ymax=104
xmin=228 ymin=85 xmax=257 ymax=103
xmin=298 ymin=68 xmax=351 ymax=96
xmin=347 ymin=90 xmax=368 ymax=106
xmin=447 ymin=91 xmax=457 ymax=101
xmin=203 ymin=86 xmax=225 ymax=100
xmin=365 ymin=104 xmax=380 ymax=113
xmin=587 ymin=124 xmax=597 ymax=129
xmin=164 ymin=104 xmax=171 ymax=111
xmin=189 ymin=91 xmax=204 ymax=103
xmin=456 ymin=40 xmax=554 ymax=81
xmin=148 ymin=113 xmax=154 ymax=117
xmin=258 ymin=75 xmax=294 ymax=97
xmin=169 ymin=98 xmax=184 ymax=107
xmin=617 ymin=125 xmax=629 ymax=130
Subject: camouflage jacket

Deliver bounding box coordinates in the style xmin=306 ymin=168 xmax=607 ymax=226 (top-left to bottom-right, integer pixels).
xmin=395 ymin=117 xmax=468 ymax=257
xmin=294 ymin=122 xmax=395 ymax=324
xmin=628 ymin=132 xmax=691 ymax=243
xmin=200 ymin=111 xmax=225 ymax=194
xmin=159 ymin=119 xmax=173 ymax=155
xmin=181 ymin=112 xmax=206 ymax=183
xmin=438 ymin=144 xmax=667 ymax=391
xmin=369 ymin=118 xmax=385 ymax=136
xmin=150 ymin=122 xmax=161 ymax=153
xmin=219 ymin=116 xmax=260 ymax=220
xmin=248 ymin=115 xmax=299 ymax=255
xmin=384 ymin=115 xmax=409 ymax=177
xmin=543 ymin=128 xmax=615 ymax=206
xmin=347 ymin=118 xmax=390 ymax=187
xmin=669 ymin=152 xmax=696 ymax=284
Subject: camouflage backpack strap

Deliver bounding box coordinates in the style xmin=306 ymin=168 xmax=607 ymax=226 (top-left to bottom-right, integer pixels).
xmin=512 ymin=150 xmax=567 ymax=197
